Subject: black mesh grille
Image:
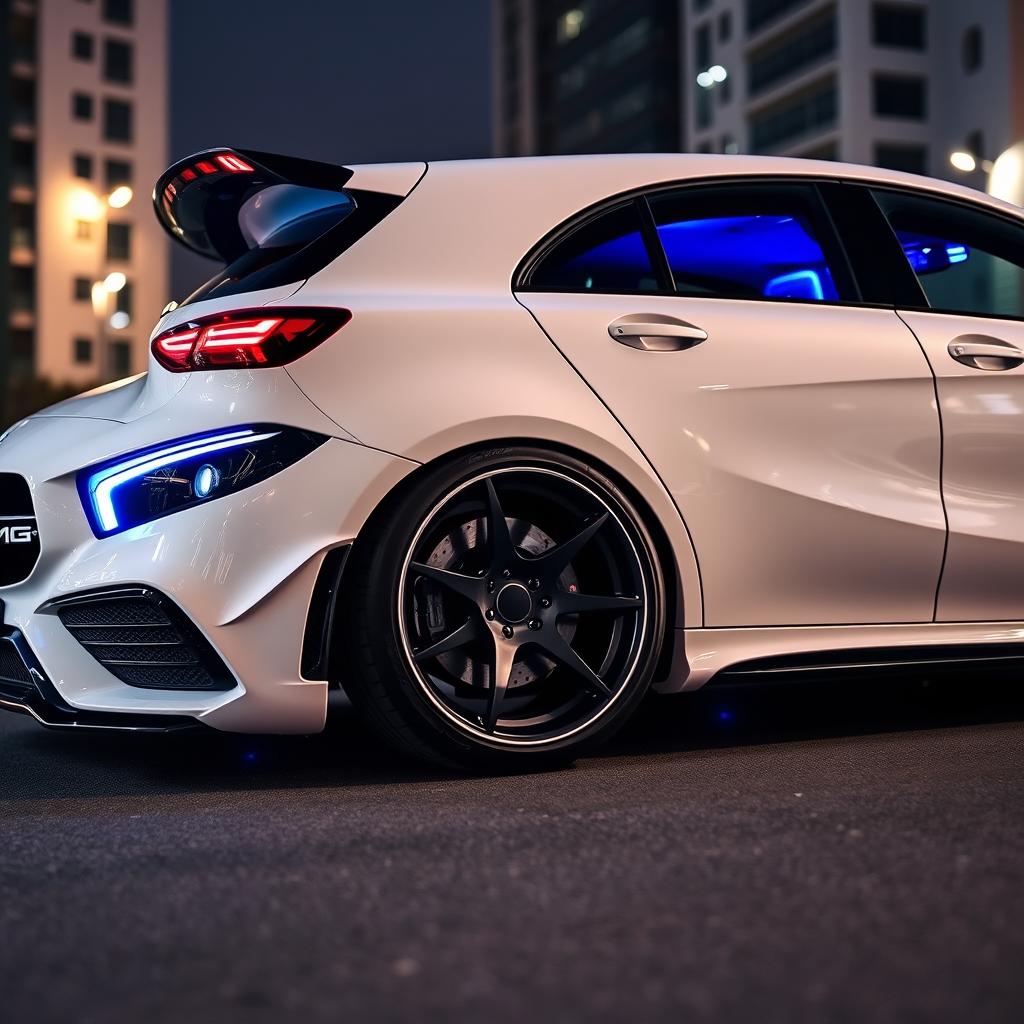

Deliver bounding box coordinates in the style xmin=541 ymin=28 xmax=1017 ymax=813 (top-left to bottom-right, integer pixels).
xmin=0 ymin=639 xmax=32 ymax=692
xmin=52 ymin=590 xmax=234 ymax=692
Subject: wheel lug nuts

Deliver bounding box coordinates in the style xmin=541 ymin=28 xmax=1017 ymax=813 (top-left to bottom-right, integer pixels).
xmin=528 ymin=619 xmax=542 ymax=631
xmin=528 ymin=578 xmax=541 ymax=590
xmin=539 ymin=597 xmax=551 ymax=609
xmin=502 ymin=625 xmax=514 ymax=638
xmin=486 ymin=609 xmax=495 ymax=620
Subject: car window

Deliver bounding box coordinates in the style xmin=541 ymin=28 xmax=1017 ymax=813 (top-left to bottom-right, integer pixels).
xmin=872 ymin=189 xmax=1024 ymax=319
xmin=527 ymin=201 xmax=660 ymax=293
xmin=648 ymin=184 xmax=848 ymax=302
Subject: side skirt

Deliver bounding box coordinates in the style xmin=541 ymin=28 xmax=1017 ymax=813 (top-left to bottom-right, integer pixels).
xmin=654 ymin=621 xmax=1024 ymax=693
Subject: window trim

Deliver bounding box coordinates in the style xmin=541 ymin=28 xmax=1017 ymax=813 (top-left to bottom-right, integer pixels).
xmin=514 ymin=173 xmax=1024 ymax=318
xmin=515 ymin=175 xmax=861 ymax=309
xmin=867 ymin=183 xmax=1024 ymax=324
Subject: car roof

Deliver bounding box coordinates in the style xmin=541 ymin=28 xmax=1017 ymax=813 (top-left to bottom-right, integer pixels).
xmin=314 ymin=153 xmax=1023 ymax=294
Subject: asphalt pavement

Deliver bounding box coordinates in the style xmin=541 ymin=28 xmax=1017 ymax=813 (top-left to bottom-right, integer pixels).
xmin=2 ymin=672 xmax=1023 ymax=1024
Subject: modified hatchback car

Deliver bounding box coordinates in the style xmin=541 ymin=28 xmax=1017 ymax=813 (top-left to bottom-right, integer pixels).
xmin=3 ymin=149 xmax=1024 ymax=767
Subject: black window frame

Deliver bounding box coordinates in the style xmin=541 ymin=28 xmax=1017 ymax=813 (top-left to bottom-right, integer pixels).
xmin=516 ymin=176 xmax=867 ymax=310
xmin=103 ymin=37 xmax=133 ymax=84
xmin=867 ymin=184 xmax=1024 ymax=324
xmin=73 ymin=337 xmax=94 ymax=365
xmin=73 ymin=152 xmax=94 ymax=179
xmin=72 ymin=92 xmax=94 ymax=121
xmin=871 ymin=2 xmax=927 ymax=50
xmin=106 ymin=221 xmax=131 ymax=261
xmin=873 ymin=74 xmax=927 ymax=120
xmin=102 ymin=97 xmax=133 ymax=143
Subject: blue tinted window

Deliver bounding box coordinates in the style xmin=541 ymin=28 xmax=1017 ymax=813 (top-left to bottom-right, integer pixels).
xmin=529 ymin=202 xmax=659 ymax=292
xmin=649 ymin=186 xmax=844 ymax=302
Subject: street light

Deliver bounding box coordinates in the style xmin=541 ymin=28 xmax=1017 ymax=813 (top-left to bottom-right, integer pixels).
xmin=949 ymin=150 xmax=994 ymax=174
xmin=107 ymin=185 xmax=133 ymax=209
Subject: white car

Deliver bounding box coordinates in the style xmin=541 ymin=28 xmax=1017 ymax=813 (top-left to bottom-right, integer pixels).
xmin=3 ymin=148 xmax=1024 ymax=768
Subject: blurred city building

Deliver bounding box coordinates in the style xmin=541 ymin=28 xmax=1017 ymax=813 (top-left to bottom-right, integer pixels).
xmin=493 ymin=0 xmax=683 ymax=154
xmin=494 ymin=0 xmax=1024 ymax=193
xmin=3 ymin=0 xmax=168 ymax=394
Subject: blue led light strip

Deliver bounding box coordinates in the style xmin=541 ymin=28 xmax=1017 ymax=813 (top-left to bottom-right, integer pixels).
xmin=88 ymin=428 xmax=278 ymax=534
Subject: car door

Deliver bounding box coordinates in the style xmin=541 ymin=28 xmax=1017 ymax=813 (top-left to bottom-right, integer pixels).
xmin=869 ymin=186 xmax=1024 ymax=622
xmin=516 ymin=179 xmax=945 ymax=628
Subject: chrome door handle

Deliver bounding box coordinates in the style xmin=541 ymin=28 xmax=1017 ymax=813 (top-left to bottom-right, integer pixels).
xmin=608 ymin=313 xmax=708 ymax=352
xmin=948 ymin=335 xmax=1024 ymax=370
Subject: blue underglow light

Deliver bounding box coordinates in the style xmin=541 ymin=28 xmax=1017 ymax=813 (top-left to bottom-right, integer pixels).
xmin=946 ymin=244 xmax=969 ymax=264
xmin=87 ymin=428 xmax=277 ymax=534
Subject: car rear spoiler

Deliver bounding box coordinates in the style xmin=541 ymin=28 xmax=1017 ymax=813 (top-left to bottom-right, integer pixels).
xmin=153 ymin=147 xmax=355 ymax=262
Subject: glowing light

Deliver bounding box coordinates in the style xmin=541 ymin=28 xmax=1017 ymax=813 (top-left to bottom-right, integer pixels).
xmin=988 ymin=142 xmax=1024 ymax=205
xmin=86 ymin=429 xmax=276 ymax=534
xmin=696 ymin=70 xmax=714 ymax=88
xmin=193 ymin=464 xmax=220 ymax=499
xmin=103 ymin=271 xmax=127 ymax=293
xmin=708 ymin=64 xmax=728 ymax=83
xmin=107 ymin=185 xmax=133 ymax=209
xmin=70 ymin=187 xmax=102 ymax=222
xmin=109 ymin=311 xmax=131 ymax=330
xmin=764 ymin=269 xmax=825 ymax=301
xmin=950 ymin=150 xmax=977 ymax=173
xmin=91 ymin=281 xmax=108 ymax=315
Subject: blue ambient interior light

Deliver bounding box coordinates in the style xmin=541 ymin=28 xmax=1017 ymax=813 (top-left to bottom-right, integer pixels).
xmin=78 ymin=425 xmax=327 ymax=538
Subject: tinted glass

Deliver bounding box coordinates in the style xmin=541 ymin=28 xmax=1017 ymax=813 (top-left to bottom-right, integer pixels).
xmin=873 ymin=189 xmax=1024 ymax=319
xmin=528 ymin=202 xmax=659 ymax=293
xmin=648 ymin=184 xmax=845 ymax=302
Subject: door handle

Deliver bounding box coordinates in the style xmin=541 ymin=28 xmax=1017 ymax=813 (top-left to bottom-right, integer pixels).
xmin=948 ymin=335 xmax=1024 ymax=371
xmin=608 ymin=313 xmax=708 ymax=352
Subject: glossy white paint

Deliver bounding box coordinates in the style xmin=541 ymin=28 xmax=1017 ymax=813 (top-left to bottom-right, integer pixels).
xmin=898 ymin=309 xmax=1024 ymax=621
xmin=521 ymin=294 xmax=945 ymax=626
xmin=3 ymin=152 xmax=1024 ymax=732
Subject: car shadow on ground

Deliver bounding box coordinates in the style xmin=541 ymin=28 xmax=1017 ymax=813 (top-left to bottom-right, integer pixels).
xmin=3 ymin=671 xmax=1023 ymax=802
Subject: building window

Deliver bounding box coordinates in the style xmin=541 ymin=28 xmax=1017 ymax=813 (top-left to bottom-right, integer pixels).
xmin=747 ymin=0 xmax=810 ymax=35
xmin=965 ymin=129 xmax=985 ymax=163
xmin=718 ymin=10 xmax=732 ymax=41
xmin=103 ymin=0 xmax=133 ymax=26
xmin=749 ymin=77 xmax=838 ymax=152
xmin=114 ymin=281 xmax=133 ymax=320
xmin=71 ymin=31 xmax=94 ymax=61
xmin=107 ymin=222 xmax=131 ymax=260
xmin=695 ymin=22 xmax=712 ymax=68
xmin=74 ymin=277 xmax=93 ymax=301
xmin=748 ymin=8 xmax=837 ymax=97
xmin=103 ymin=98 xmax=133 ymax=142
xmin=874 ymin=143 xmax=928 ymax=175
xmin=74 ymin=338 xmax=94 ymax=365
xmin=694 ymin=0 xmax=713 ymax=10
xmin=873 ymin=75 xmax=926 ymax=120
xmin=963 ymin=25 xmax=983 ymax=72
xmin=105 ymin=158 xmax=132 ymax=188
xmin=103 ymin=39 xmax=133 ymax=84
xmin=722 ymin=133 xmax=739 ymax=154
xmin=73 ymin=153 xmax=94 ymax=179
xmin=696 ymin=87 xmax=713 ymax=130
xmin=75 ymin=220 xmax=92 ymax=240
xmin=872 ymin=4 xmax=926 ymax=50
xmin=72 ymin=93 xmax=94 ymax=121
xmin=110 ymin=340 xmax=132 ymax=377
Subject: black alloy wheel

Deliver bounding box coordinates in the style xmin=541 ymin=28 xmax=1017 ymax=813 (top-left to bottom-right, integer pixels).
xmin=342 ymin=448 xmax=665 ymax=768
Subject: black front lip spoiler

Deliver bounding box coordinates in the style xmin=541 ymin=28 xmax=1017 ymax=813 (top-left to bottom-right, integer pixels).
xmin=0 ymin=627 xmax=199 ymax=733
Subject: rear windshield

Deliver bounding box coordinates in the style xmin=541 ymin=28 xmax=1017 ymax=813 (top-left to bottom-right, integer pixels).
xmin=181 ymin=185 xmax=400 ymax=307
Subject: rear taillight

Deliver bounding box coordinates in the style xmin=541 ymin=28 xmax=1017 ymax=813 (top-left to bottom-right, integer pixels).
xmin=151 ymin=308 xmax=350 ymax=371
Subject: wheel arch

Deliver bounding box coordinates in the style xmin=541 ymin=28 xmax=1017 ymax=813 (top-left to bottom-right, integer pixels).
xmin=330 ymin=435 xmax=699 ymax=686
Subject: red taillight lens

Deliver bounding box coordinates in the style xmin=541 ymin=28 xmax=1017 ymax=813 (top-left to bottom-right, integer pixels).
xmin=152 ymin=308 xmax=350 ymax=372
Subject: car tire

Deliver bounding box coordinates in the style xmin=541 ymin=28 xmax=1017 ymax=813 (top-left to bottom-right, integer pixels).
xmin=339 ymin=446 xmax=666 ymax=770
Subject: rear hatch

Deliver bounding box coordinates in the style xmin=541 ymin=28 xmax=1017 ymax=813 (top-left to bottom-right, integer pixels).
xmin=33 ymin=149 xmax=424 ymax=423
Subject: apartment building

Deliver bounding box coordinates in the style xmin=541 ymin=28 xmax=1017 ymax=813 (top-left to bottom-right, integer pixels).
xmin=4 ymin=0 xmax=168 ymax=391
xmin=493 ymin=0 xmax=684 ymax=155
xmin=686 ymin=0 xmax=1024 ymax=184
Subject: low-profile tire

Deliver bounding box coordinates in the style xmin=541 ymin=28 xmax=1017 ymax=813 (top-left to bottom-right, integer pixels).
xmin=339 ymin=446 xmax=667 ymax=770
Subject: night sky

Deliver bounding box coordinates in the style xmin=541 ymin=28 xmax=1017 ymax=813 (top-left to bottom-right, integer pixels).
xmin=168 ymin=0 xmax=492 ymax=296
